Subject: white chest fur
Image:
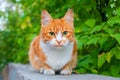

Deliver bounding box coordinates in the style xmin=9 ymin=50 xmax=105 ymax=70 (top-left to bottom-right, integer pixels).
xmin=40 ymin=40 xmax=74 ymax=71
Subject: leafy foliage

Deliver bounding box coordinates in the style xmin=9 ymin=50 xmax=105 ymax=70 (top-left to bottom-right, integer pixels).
xmin=0 ymin=0 xmax=120 ymax=77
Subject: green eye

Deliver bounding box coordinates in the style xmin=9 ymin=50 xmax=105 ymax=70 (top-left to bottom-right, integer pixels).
xmin=63 ymin=31 xmax=68 ymax=35
xmin=49 ymin=32 xmax=55 ymax=36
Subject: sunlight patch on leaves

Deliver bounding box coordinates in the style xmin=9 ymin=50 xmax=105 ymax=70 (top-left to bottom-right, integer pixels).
xmin=105 ymin=52 xmax=111 ymax=63
xmin=98 ymin=52 xmax=106 ymax=68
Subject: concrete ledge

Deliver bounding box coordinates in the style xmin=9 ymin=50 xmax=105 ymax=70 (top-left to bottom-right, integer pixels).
xmin=8 ymin=63 xmax=120 ymax=80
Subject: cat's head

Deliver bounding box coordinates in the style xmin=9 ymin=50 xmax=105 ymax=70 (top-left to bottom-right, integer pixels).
xmin=40 ymin=9 xmax=74 ymax=48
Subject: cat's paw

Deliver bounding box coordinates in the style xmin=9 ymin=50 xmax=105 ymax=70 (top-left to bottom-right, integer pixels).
xmin=43 ymin=69 xmax=55 ymax=75
xmin=60 ymin=69 xmax=72 ymax=75
xmin=40 ymin=68 xmax=44 ymax=73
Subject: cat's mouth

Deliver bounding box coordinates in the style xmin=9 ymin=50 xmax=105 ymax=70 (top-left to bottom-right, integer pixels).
xmin=55 ymin=44 xmax=63 ymax=47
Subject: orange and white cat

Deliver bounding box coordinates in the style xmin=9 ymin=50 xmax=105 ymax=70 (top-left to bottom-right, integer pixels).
xmin=29 ymin=9 xmax=77 ymax=75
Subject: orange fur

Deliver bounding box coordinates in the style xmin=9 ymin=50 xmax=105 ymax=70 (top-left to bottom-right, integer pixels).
xmin=29 ymin=9 xmax=77 ymax=75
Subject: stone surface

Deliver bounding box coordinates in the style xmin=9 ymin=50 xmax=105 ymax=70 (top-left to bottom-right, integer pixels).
xmin=0 ymin=74 xmax=3 ymax=80
xmin=8 ymin=63 xmax=120 ymax=80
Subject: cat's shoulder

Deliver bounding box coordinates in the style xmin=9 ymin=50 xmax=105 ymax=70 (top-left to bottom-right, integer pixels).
xmin=30 ymin=35 xmax=41 ymax=46
xmin=32 ymin=36 xmax=40 ymax=42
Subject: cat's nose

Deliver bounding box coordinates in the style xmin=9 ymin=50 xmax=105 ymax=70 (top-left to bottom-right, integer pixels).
xmin=56 ymin=40 xmax=62 ymax=44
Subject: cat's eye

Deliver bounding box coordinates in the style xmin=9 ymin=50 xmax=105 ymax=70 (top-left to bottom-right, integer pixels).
xmin=49 ymin=32 xmax=55 ymax=36
xmin=63 ymin=31 xmax=68 ymax=36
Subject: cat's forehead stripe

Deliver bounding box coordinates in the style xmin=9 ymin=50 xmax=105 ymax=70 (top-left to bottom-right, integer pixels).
xmin=52 ymin=25 xmax=64 ymax=32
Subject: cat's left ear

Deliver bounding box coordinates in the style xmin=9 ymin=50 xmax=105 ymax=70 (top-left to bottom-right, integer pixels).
xmin=63 ymin=9 xmax=74 ymax=26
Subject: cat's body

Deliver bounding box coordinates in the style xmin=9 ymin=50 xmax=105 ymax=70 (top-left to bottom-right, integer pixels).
xmin=29 ymin=9 xmax=77 ymax=75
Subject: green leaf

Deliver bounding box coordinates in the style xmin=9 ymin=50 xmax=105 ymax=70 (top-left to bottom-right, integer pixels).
xmin=87 ymin=36 xmax=100 ymax=45
xmin=98 ymin=52 xmax=106 ymax=68
xmin=111 ymin=34 xmax=120 ymax=45
xmin=115 ymin=54 xmax=120 ymax=60
xmin=114 ymin=47 xmax=120 ymax=60
xmin=91 ymin=69 xmax=98 ymax=74
xmin=109 ymin=46 xmax=120 ymax=60
xmin=85 ymin=19 xmax=96 ymax=27
xmin=76 ymin=68 xmax=87 ymax=74
xmin=102 ymin=37 xmax=116 ymax=52
xmin=110 ymin=47 xmax=120 ymax=58
xmin=116 ymin=7 xmax=120 ymax=16
xmin=91 ymin=25 xmax=102 ymax=33
xmin=107 ymin=16 xmax=120 ymax=26
xmin=78 ymin=55 xmax=92 ymax=69
xmin=99 ymin=36 xmax=108 ymax=48
xmin=106 ymin=28 xmax=114 ymax=35
xmin=78 ymin=36 xmax=88 ymax=49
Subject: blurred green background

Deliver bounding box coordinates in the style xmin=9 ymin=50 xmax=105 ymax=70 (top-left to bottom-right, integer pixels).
xmin=0 ymin=0 xmax=120 ymax=77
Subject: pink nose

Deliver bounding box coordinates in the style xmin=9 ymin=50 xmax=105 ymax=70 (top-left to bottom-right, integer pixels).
xmin=56 ymin=40 xmax=62 ymax=44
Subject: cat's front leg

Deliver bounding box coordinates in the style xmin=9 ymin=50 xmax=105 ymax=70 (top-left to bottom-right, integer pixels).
xmin=60 ymin=63 xmax=72 ymax=75
xmin=61 ymin=51 xmax=77 ymax=75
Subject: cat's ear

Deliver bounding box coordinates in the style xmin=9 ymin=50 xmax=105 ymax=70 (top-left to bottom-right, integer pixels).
xmin=41 ymin=10 xmax=52 ymax=27
xmin=63 ymin=9 xmax=74 ymax=24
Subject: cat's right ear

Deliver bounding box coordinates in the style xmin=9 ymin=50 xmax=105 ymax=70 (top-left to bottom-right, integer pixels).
xmin=41 ymin=10 xmax=52 ymax=27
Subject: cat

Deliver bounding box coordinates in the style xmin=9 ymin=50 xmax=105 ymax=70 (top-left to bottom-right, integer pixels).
xmin=29 ymin=9 xmax=77 ymax=75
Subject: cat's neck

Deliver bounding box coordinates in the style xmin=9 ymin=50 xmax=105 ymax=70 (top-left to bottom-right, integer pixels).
xmin=40 ymin=39 xmax=74 ymax=70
